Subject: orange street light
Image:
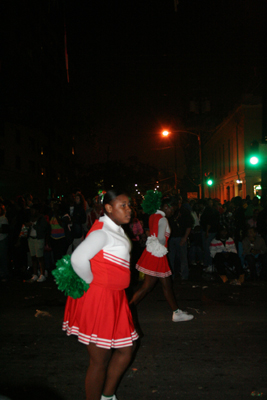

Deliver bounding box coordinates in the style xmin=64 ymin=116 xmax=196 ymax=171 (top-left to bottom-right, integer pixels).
xmin=162 ymin=130 xmax=170 ymax=137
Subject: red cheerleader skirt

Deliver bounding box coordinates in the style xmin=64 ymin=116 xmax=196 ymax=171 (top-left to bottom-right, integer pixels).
xmin=136 ymin=249 xmax=172 ymax=278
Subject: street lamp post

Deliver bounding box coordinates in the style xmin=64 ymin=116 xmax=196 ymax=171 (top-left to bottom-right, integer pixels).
xmin=162 ymin=129 xmax=203 ymax=198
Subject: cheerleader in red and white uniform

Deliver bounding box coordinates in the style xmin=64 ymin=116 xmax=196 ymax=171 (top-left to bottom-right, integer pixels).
xmin=63 ymin=189 xmax=138 ymax=400
xmin=129 ymin=191 xmax=194 ymax=323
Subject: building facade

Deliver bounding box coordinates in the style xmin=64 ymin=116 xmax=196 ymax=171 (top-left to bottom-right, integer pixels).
xmin=202 ymin=97 xmax=262 ymax=202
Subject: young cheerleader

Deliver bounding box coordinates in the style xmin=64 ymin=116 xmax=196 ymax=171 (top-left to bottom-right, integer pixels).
xmin=62 ymin=189 xmax=139 ymax=400
xmin=129 ymin=191 xmax=194 ymax=322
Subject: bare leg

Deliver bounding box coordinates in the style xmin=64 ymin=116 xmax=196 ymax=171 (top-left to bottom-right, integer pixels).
xmin=103 ymin=344 xmax=136 ymax=396
xmin=129 ymin=275 xmax=158 ymax=306
xmin=159 ymin=276 xmax=178 ymax=311
xmin=85 ymin=343 xmax=111 ymax=400
xmin=37 ymin=256 xmax=45 ymax=276
xmin=31 ymin=256 xmax=38 ymax=275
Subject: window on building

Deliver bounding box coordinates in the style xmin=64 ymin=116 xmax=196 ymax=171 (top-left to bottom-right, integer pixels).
xmin=0 ymin=149 xmax=5 ymax=166
xmin=16 ymin=155 xmax=21 ymax=170
xmin=72 ymin=146 xmax=75 ymax=155
xmin=16 ymin=129 xmax=21 ymax=144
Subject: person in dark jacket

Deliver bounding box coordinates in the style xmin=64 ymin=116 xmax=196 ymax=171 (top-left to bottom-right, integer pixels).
xmin=168 ymin=196 xmax=194 ymax=280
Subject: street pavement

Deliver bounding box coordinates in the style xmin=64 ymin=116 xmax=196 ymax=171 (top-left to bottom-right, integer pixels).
xmin=0 ymin=271 xmax=267 ymax=400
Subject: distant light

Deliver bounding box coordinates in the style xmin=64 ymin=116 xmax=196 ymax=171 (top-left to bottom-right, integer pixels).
xmin=138 ymin=192 xmax=140 ymax=194
xmin=162 ymin=130 xmax=169 ymax=137
xmin=207 ymin=179 xmax=213 ymax=186
xmin=236 ymin=180 xmax=243 ymax=184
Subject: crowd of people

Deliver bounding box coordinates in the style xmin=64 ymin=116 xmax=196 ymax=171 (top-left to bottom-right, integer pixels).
xmin=1 ymin=189 xmax=267 ymax=400
xmin=0 ymin=190 xmax=267 ymax=285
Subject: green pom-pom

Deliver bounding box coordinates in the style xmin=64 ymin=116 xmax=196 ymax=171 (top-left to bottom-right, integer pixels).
xmin=141 ymin=190 xmax=162 ymax=215
xmin=52 ymin=255 xmax=89 ymax=299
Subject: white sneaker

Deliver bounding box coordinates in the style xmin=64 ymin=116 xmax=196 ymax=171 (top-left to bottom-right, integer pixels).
xmin=37 ymin=274 xmax=46 ymax=283
xmin=172 ymin=309 xmax=194 ymax=322
xmin=29 ymin=274 xmax=38 ymax=283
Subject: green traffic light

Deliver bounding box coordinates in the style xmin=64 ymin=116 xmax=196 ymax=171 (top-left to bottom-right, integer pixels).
xmin=249 ymin=156 xmax=259 ymax=165
xmin=207 ymin=179 xmax=213 ymax=186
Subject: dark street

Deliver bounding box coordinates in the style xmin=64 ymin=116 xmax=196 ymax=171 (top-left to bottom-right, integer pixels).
xmin=1 ymin=273 xmax=266 ymax=400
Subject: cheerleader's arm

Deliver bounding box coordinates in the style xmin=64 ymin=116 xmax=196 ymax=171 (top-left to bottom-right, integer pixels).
xmin=71 ymin=230 xmax=109 ymax=283
xmin=158 ymin=217 xmax=168 ymax=245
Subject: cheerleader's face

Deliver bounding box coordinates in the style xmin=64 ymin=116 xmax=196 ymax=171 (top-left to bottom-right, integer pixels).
xmin=105 ymin=195 xmax=132 ymax=225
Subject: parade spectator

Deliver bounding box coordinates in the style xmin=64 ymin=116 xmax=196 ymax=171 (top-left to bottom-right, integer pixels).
xmin=87 ymin=201 xmax=103 ymax=231
xmin=49 ymin=202 xmax=69 ymax=265
xmin=210 ymin=225 xmax=244 ymax=285
xmin=219 ymin=202 xmax=236 ymax=237
xmin=27 ymin=204 xmax=49 ymax=283
xmin=245 ymin=196 xmax=263 ymax=219
xmin=247 ymin=208 xmax=259 ymax=228
xmin=200 ymin=198 xmax=220 ymax=271
xmin=71 ymin=192 xmax=87 ymax=251
xmin=0 ymin=204 xmax=9 ymax=282
xmin=189 ymin=202 xmax=203 ymax=265
xmin=232 ymin=196 xmax=246 ymax=245
xmin=168 ymin=196 xmax=194 ymax=280
xmin=257 ymin=206 xmax=267 ymax=245
xmin=242 ymin=227 xmax=267 ymax=280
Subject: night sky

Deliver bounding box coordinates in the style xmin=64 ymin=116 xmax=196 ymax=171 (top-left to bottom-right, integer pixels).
xmin=64 ymin=0 xmax=266 ymax=168
xmin=3 ymin=0 xmax=267 ymax=173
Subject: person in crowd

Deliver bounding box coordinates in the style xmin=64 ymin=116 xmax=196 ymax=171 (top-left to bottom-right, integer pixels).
xmin=62 ymin=189 xmax=139 ymax=400
xmin=200 ymin=198 xmax=220 ymax=271
xmin=247 ymin=208 xmax=259 ymax=228
xmin=242 ymin=227 xmax=267 ymax=280
xmin=219 ymin=202 xmax=236 ymax=238
xmin=127 ymin=211 xmax=145 ymax=286
xmin=27 ymin=204 xmax=49 ymax=283
xmin=189 ymin=201 xmax=204 ymax=266
xmin=87 ymin=199 xmax=104 ymax=232
xmin=12 ymin=196 xmax=32 ymax=278
xmin=129 ymin=191 xmax=194 ymax=322
xmin=48 ymin=202 xmax=69 ymax=265
xmin=71 ymin=192 xmax=87 ymax=251
xmin=168 ymin=196 xmax=194 ymax=280
xmin=257 ymin=206 xmax=267 ymax=245
xmin=245 ymin=196 xmax=263 ymax=220
xmin=210 ymin=225 xmax=244 ymax=285
xmin=232 ymin=196 xmax=246 ymax=246
xmin=0 ymin=204 xmax=9 ymax=282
